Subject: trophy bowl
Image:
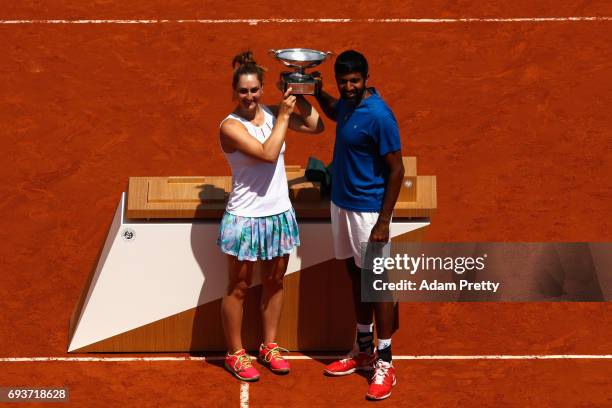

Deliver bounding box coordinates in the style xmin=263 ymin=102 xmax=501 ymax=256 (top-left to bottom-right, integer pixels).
xmin=269 ymin=48 xmax=333 ymax=94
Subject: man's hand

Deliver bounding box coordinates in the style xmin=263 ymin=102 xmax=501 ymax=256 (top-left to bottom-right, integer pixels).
xmin=369 ymin=219 xmax=390 ymax=242
xmin=311 ymin=72 xmax=337 ymax=121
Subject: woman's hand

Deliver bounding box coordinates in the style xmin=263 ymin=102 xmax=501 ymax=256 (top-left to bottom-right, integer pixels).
xmin=278 ymin=87 xmax=297 ymax=120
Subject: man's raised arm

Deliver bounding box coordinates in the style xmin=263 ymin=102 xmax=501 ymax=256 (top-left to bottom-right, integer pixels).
xmin=313 ymin=75 xmax=338 ymax=122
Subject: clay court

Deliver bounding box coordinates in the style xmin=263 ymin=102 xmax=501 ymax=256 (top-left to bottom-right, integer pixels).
xmin=1 ymin=1 xmax=612 ymax=406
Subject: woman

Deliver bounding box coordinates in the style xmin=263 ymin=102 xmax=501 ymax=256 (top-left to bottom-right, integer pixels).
xmin=218 ymin=51 xmax=323 ymax=381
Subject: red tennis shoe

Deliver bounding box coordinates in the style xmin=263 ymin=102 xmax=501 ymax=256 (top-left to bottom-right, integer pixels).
xmin=323 ymin=349 xmax=376 ymax=376
xmin=366 ymin=359 xmax=397 ymax=400
xmin=224 ymin=349 xmax=260 ymax=382
xmin=258 ymin=342 xmax=290 ymax=373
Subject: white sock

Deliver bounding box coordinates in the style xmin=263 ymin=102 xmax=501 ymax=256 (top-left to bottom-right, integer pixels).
xmin=377 ymin=338 xmax=391 ymax=350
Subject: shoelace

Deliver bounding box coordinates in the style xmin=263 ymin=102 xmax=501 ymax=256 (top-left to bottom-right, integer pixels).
xmin=371 ymin=361 xmax=390 ymax=385
xmin=233 ymin=353 xmax=253 ymax=372
xmin=263 ymin=345 xmax=288 ymax=362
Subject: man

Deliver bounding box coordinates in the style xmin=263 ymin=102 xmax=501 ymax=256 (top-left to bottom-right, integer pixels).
xmin=313 ymin=50 xmax=405 ymax=400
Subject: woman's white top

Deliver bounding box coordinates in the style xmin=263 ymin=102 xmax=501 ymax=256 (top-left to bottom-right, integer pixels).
xmin=220 ymin=105 xmax=291 ymax=217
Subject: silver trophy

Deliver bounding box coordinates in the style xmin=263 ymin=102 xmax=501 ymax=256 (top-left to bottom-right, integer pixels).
xmin=268 ymin=48 xmax=332 ymax=95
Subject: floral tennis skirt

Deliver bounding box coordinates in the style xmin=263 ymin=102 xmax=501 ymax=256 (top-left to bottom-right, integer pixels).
xmin=217 ymin=208 xmax=300 ymax=261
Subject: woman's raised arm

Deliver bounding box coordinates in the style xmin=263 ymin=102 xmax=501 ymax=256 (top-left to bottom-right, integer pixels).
xmin=220 ymin=88 xmax=296 ymax=163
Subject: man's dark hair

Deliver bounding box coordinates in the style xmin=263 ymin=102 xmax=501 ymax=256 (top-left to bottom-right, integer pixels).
xmin=334 ymin=50 xmax=369 ymax=78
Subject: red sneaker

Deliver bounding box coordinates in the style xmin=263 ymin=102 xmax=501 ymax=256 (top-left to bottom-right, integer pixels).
xmin=258 ymin=342 xmax=290 ymax=373
xmin=366 ymin=359 xmax=397 ymax=400
xmin=224 ymin=349 xmax=260 ymax=382
xmin=323 ymin=349 xmax=376 ymax=376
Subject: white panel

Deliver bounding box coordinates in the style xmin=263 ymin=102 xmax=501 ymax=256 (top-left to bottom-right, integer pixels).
xmin=69 ymin=195 xmax=429 ymax=351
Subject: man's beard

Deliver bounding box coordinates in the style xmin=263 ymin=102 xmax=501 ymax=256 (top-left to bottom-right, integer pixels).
xmin=341 ymin=87 xmax=366 ymax=104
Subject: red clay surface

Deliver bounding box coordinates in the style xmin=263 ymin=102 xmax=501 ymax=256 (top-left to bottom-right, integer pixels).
xmin=2 ymin=360 xmax=240 ymax=407
xmin=1 ymin=2 xmax=611 ymax=406
xmin=3 ymin=1 xmax=612 ymax=20
xmin=1 ymin=360 xmax=611 ymax=407
xmin=249 ymin=360 xmax=612 ymax=407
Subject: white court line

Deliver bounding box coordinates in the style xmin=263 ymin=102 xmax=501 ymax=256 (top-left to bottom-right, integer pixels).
xmin=0 ymin=17 xmax=612 ymax=25
xmin=1 ymin=355 xmax=611 ymax=362
xmin=239 ymin=382 xmax=249 ymax=408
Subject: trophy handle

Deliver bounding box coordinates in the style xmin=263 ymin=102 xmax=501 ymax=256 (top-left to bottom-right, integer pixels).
xmin=324 ymin=51 xmax=334 ymax=61
xmin=268 ymin=49 xmax=278 ymax=57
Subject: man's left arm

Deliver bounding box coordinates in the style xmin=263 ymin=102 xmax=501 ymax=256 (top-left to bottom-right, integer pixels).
xmin=369 ymin=150 xmax=405 ymax=242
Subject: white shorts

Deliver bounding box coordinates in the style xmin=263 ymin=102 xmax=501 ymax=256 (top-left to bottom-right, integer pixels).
xmin=330 ymin=201 xmax=382 ymax=268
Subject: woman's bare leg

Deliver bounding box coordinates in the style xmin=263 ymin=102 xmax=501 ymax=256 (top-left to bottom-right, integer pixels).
xmin=260 ymin=255 xmax=289 ymax=344
xmin=221 ymin=255 xmax=254 ymax=353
